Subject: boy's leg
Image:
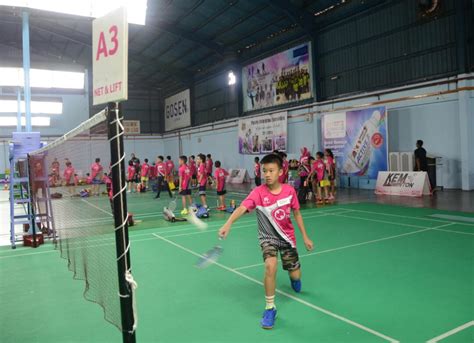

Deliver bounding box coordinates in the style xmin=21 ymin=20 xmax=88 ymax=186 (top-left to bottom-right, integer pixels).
xmin=281 ymin=246 xmax=302 ymax=292
xmin=181 ymin=195 xmax=186 ymax=208
xmin=261 ymin=243 xmax=278 ymax=329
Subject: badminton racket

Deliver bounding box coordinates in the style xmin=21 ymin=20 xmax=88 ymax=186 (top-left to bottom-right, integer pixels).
xmin=195 ymin=236 xmax=224 ymax=269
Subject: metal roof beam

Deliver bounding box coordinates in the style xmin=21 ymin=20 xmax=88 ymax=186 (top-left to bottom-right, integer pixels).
xmin=263 ymin=0 xmax=316 ymax=35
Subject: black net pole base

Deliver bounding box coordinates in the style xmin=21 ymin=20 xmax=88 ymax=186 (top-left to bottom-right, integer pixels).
xmin=107 ymin=102 xmax=137 ymax=343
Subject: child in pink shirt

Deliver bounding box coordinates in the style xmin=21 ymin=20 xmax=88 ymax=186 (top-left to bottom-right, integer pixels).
xmin=254 ymin=157 xmax=261 ymax=187
xmin=324 ymin=149 xmax=336 ymax=201
xmin=214 ymin=161 xmax=228 ymax=210
xmin=127 ymin=161 xmax=136 ymax=193
xmin=218 ymin=154 xmax=314 ymax=329
xmin=206 ymin=154 xmax=213 ymax=184
xmin=178 ymin=156 xmax=192 ymax=215
xmin=166 ymin=156 xmax=175 ymax=182
xmin=189 ymin=155 xmax=197 ymax=188
xmin=90 ymin=158 xmax=103 ymax=196
xmin=196 ymin=154 xmax=208 ymax=209
xmin=63 ymin=161 xmax=75 ymax=195
xmin=309 ymin=152 xmax=328 ymax=204
xmin=140 ymin=159 xmax=150 ymax=191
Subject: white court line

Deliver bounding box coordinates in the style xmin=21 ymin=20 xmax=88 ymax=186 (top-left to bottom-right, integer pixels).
xmin=234 ymin=223 xmax=455 ymax=271
xmin=0 ymin=210 xmax=352 ymax=258
xmin=152 ymin=233 xmax=399 ymax=343
xmin=332 ymin=213 xmax=474 ymax=235
xmin=350 ymin=209 xmax=474 ymax=227
xmin=426 ymin=320 xmax=474 ymax=343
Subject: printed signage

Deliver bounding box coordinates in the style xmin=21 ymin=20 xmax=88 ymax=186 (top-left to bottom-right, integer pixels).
xmin=124 ymin=120 xmax=140 ymax=134
xmin=375 ymin=171 xmax=431 ymax=197
xmin=92 ymin=7 xmax=128 ymax=105
xmin=164 ymin=89 xmax=191 ymax=131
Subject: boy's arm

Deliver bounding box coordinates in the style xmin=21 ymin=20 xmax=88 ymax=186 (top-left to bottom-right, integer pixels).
xmin=178 ymin=176 xmax=182 ymax=191
xmin=293 ymin=209 xmax=314 ymax=251
xmin=218 ymin=205 xmax=248 ymax=238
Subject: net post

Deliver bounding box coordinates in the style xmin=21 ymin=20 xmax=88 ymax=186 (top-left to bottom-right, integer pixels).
xmin=107 ymin=102 xmax=136 ymax=343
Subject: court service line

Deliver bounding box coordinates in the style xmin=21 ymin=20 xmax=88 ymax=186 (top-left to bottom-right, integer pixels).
xmin=233 ymin=227 xmax=437 ymax=271
xmin=426 ymin=320 xmax=474 ymax=343
xmin=331 ymin=213 xmax=473 ymax=235
xmin=349 ymin=209 xmax=474 ymax=227
xmin=0 ymin=210 xmax=353 ymax=258
xmin=152 ymin=233 xmax=399 ymax=343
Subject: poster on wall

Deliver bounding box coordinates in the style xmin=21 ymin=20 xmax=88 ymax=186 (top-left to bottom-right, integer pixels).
xmin=124 ymin=120 xmax=140 ymax=134
xmin=322 ymin=106 xmax=388 ymax=180
xmin=238 ymin=111 xmax=287 ymax=155
xmin=242 ymin=42 xmax=313 ymax=112
xmin=164 ymin=89 xmax=191 ymax=131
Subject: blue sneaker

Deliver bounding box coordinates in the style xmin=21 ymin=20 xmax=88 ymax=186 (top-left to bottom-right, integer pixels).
xmin=290 ymin=278 xmax=302 ymax=293
xmin=260 ymin=308 xmax=277 ymax=329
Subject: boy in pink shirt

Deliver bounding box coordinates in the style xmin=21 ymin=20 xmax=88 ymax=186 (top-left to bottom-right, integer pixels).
xmin=189 ymin=155 xmax=197 ymax=188
xmin=63 ymin=161 xmax=75 ymax=195
xmin=214 ymin=160 xmax=228 ymax=210
xmin=178 ymin=156 xmax=192 ymax=215
xmin=155 ymin=156 xmax=173 ymax=199
xmin=166 ymin=156 xmax=175 ymax=183
xmin=140 ymin=159 xmax=150 ymax=191
xmin=127 ymin=161 xmax=137 ymax=193
xmin=90 ymin=158 xmax=103 ymax=196
xmin=219 ymin=154 xmax=314 ymax=329
xmin=309 ymin=152 xmax=327 ymax=204
xmin=206 ymin=154 xmax=213 ymax=184
xmin=196 ymin=154 xmax=208 ymax=209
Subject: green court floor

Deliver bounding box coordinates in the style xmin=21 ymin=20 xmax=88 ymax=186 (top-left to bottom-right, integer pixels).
xmin=0 ymin=191 xmax=473 ymax=342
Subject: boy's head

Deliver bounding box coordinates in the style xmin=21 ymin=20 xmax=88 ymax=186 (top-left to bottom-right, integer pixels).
xmin=95 ymin=158 xmax=100 ymax=163
xmin=416 ymin=140 xmax=423 ymax=148
xmin=128 ymin=160 xmax=133 ymax=166
xmin=316 ymin=152 xmax=324 ymax=159
xmin=158 ymin=155 xmax=164 ymax=162
xmin=66 ymin=161 xmax=71 ymax=167
xmin=189 ymin=155 xmax=195 ymax=161
xmin=254 ymin=157 xmax=260 ymax=163
xmin=198 ymin=154 xmax=206 ymax=164
xmin=166 ymin=156 xmax=171 ymax=160
xmin=260 ymin=154 xmax=283 ymax=186
xmin=214 ymin=161 xmax=221 ymax=168
xmin=179 ymin=155 xmax=187 ymax=165
xmin=207 ymin=154 xmax=212 ymax=159
xmin=324 ymin=149 xmax=333 ymax=158
xmin=144 ymin=158 xmax=148 ymax=163
xmin=281 ymin=152 xmax=287 ymax=160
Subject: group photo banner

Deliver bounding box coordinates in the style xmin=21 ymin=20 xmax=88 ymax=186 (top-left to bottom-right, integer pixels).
xmin=242 ymin=42 xmax=313 ymax=112
xmin=238 ymin=111 xmax=287 ymax=155
xmin=322 ymin=106 xmax=388 ymax=180
xmin=165 ymin=89 xmax=191 ymax=132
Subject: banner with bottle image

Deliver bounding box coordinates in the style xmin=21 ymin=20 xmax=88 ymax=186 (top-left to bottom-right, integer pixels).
xmin=242 ymin=42 xmax=313 ymax=112
xmin=238 ymin=111 xmax=287 ymax=154
xmin=322 ymin=106 xmax=388 ymax=180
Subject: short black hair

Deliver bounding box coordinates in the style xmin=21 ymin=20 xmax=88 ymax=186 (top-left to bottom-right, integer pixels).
xmin=190 ymin=155 xmax=195 ymax=159
xmin=261 ymin=153 xmax=283 ymax=169
xmin=215 ymin=161 xmax=221 ymax=168
xmin=166 ymin=156 xmax=171 ymax=160
xmin=179 ymin=155 xmax=188 ymax=163
xmin=95 ymin=158 xmax=100 ymax=163
xmin=207 ymin=154 xmax=212 ymax=158
xmin=128 ymin=160 xmax=133 ymax=166
xmin=316 ymin=151 xmax=324 ymax=158
xmin=144 ymin=158 xmax=148 ymax=163
xmin=417 ymin=140 xmax=423 ymax=146
xmin=254 ymin=157 xmax=260 ymax=162
xmin=324 ymin=149 xmax=334 ymax=158
xmin=158 ymin=155 xmax=164 ymax=161
xmin=198 ymin=153 xmax=206 ymax=162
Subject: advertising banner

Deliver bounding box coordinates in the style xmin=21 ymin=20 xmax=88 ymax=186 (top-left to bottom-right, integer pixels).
xmin=165 ymin=89 xmax=191 ymax=132
xmin=375 ymin=171 xmax=431 ymax=197
xmin=238 ymin=111 xmax=287 ymax=154
xmin=242 ymin=42 xmax=313 ymax=112
xmin=322 ymin=106 xmax=388 ymax=180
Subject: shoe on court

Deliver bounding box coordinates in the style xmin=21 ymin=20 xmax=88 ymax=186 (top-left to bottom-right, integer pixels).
xmin=260 ymin=308 xmax=277 ymax=329
xmin=180 ymin=208 xmax=188 ymax=215
xmin=217 ymin=205 xmax=226 ymax=211
xmin=290 ymin=278 xmax=302 ymax=293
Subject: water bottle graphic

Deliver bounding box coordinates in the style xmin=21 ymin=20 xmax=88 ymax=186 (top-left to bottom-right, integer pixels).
xmin=343 ymin=110 xmax=381 ymax=175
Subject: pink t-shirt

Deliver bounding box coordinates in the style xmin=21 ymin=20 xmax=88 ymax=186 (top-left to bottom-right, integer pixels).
xmin=198 ymin=164 xmax=207 ymax=186
xmin=242 ymin=184 xmax=300 ymax=247
xmin=299 ymin=156 xmax=310 ymax=177
xmin=63 ymin=166 xmax=75 ymax=184
xmin=91 ymin=162 xmax=103 ymax=179
xmin=254 ymin=163 xmax=261 ymax=177
xmin=179 ymin=164 xmax=191 ymax=190
xmin=278 ymin=160 xmax=289 ymax=183
xmin=312 ymin=160 xmax=325 ymax=181
xmin=127 ymin=165 xmax=136 ymax=180
xmin=206 ymin=159 xmax=213 ymax=175
xmin=156 ymin=162 xmax=166 ymax=177
xmin=214 ymin=168 xmax=228 ymax=192
xmin=141 ymin=163 xmax=150 ymax=177
xmin=166 ymin=161 xmax=175 ymax=175
xmin=325 ymin=156 xmax=335 ymax=176
xmin=189 ymin=160 xmax=197 ymax=176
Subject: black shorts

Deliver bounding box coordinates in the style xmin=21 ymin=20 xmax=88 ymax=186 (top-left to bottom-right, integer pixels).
xmin=179 ymin=189 xmax=191 ymax=196
xmin=261 ymin=242 xmax=300 ymax=271
xmin=198 ymin=185 xmax=206 ymax=196
xmin=217 ymin=190 xmax=226 ymax=196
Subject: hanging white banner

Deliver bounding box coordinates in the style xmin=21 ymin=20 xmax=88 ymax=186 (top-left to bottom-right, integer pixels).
xmin=164 ymin=89 xmax=191 ymax=131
